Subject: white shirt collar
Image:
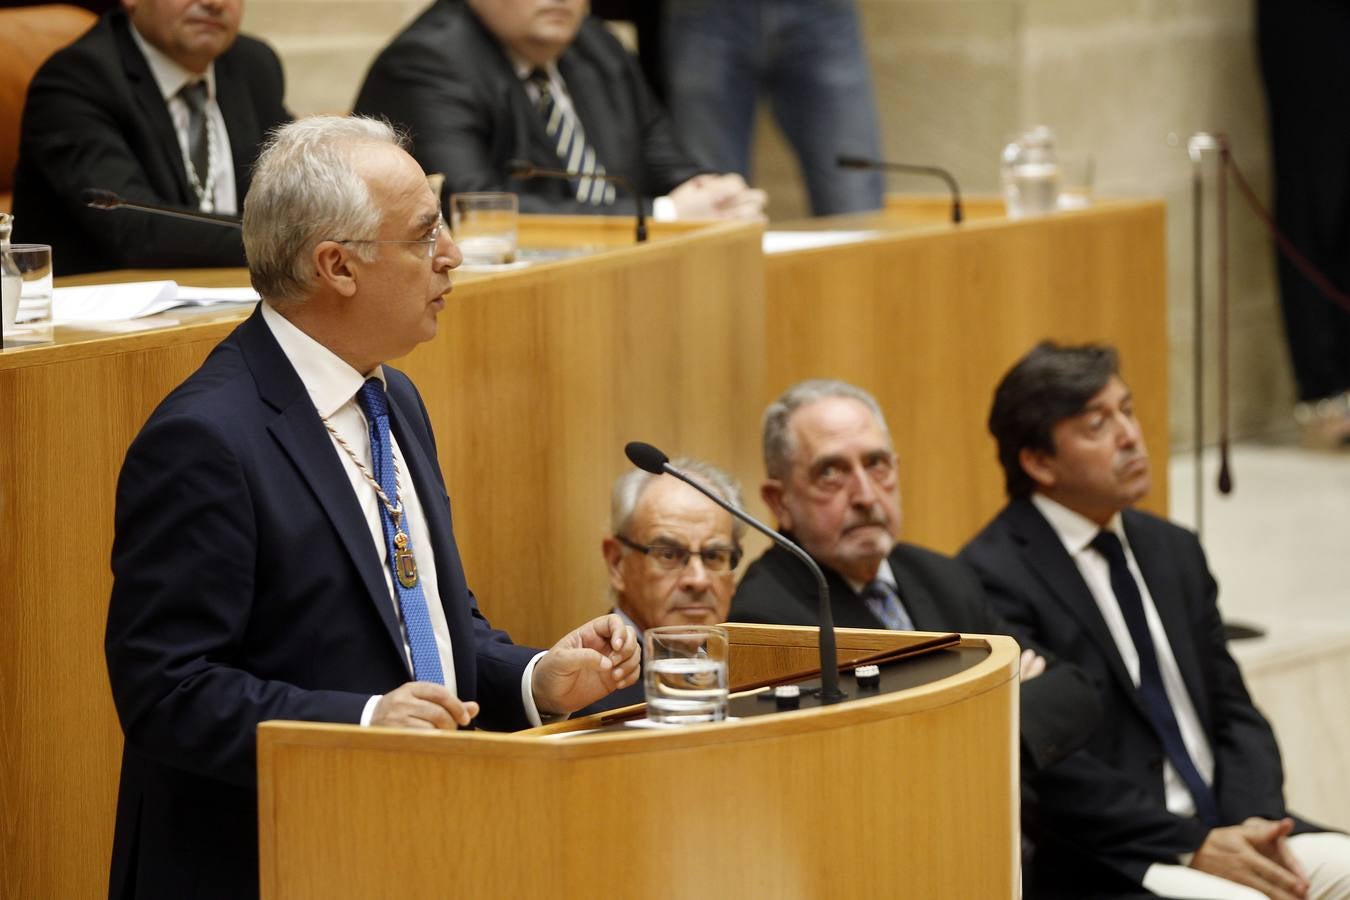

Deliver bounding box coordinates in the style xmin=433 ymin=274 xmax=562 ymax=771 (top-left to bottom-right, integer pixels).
xmin=510 ymin=55 xmax=560 ymax=83
xmin=259 ymin=302 xmax=385 ymax=418
xmin=1031 ymin=492 xmax=1126 ymax=557
xmin=128 ymin=22 xmax=217 ymax=103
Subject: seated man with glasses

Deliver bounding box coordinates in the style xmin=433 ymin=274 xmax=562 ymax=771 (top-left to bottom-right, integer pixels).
xmin=580 ymin=458 xmax=744 ymax=714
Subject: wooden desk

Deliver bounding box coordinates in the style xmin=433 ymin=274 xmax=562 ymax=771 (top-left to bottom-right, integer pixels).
xmin=258 ymin=627 xmax=1020 ymax=899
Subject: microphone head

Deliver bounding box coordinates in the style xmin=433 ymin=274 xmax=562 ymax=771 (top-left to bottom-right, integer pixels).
xmin=624 ymin=441 xmax=669 ymax=474
xmin=835 ymin=155 xmax=871 ymax=170
xmin=506 ymin=159 xmax=536 ymax=179
xmin=82 ymin=188 xmax=122 ymax=209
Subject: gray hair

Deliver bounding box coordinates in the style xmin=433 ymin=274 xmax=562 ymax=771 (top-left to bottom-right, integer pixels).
xmin=762 ymin=379 xmax=890 ymax=479
xmin=611 ymin=458 xmax=746 ymax=544
xmin=243 ymin=116 xmax=408 ymax=306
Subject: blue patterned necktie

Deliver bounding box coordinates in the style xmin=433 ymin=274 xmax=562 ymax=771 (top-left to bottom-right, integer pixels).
xmin=1092 ymin=530 xmax=1218 ymax=826
xmin=356 ymin=378 xmax=444 ymax=685
xmin=526 ymin=68 xmax=616 ymax=206
xmin=861 ymin=578 xmax=915 ymax=631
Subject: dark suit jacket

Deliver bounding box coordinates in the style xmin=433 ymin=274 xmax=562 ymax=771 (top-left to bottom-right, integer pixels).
xmin=353 ymin=0 xmax=704 ymax=213
xmin=12 ymin=11 xmax=289 ymax=275
xmin=959 ymin=498 xmax=1306 ymax=891
xmin=730 ymin=537 xmax=1101 ymax=773
xmin=104 ymin=306 xmax=539 ymax=899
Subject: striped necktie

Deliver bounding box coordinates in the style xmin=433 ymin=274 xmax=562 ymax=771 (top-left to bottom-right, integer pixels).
xmin=526 ymin=68 xmax=616 ymax=206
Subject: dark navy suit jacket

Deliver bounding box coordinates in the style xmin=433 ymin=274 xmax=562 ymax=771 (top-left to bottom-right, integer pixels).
xmin=960 ymin=499 xmax=1312 ymax=895
xmin=105 ymin=306 xmax=539 ymax=899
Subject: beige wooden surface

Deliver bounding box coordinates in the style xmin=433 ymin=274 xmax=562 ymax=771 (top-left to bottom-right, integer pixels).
xmin=765 ymin=197 xmax=1170 ymax=555
xmin=257 ymin=629 xmax=1020 ymax=899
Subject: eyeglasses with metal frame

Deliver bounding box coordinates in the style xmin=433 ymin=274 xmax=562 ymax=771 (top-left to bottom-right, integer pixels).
xmin=614 ymin=534 xmax=742 ymax=573
xmin=335 ymin=216 xmax=446 ymax=259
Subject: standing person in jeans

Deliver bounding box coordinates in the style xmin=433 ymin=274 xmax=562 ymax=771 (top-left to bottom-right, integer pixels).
xmin=663 ymin=0 xmax=885 ymax=217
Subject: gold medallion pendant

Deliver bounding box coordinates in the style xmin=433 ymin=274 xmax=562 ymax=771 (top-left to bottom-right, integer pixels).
xmin=393 ymin=531 xmax=420 ymax=589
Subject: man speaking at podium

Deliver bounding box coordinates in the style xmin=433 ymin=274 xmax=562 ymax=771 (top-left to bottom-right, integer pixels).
xmin=104 ymin=116 xmax=639 ymax=900
xmin=12 ymin=0 xmax=289 ymax=274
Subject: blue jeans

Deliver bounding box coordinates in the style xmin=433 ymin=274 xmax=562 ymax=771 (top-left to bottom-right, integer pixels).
xmin=663 ymin=0 xmax=884 ymax=216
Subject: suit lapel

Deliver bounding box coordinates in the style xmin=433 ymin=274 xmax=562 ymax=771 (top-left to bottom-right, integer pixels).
xmin=1005 ymin=499 xmax=1153 ymax=723
xmin=889 ymin=549 xmax=941 ymax=631
xmin=236 ymin=310 xmax=412 ymax=674
xmin=385 ymin=389 xmax=477 ymax=698
xmin=212 ymin=47 xmax=259 ymax=198
xmin=113 ymin=16 xmax=192 ymax=203
xmin=1123 ymin=512 xmax=1211 ymax=725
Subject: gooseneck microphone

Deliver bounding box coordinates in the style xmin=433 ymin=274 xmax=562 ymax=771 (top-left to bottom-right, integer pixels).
xmin=836 ymin=155 xmax=964 ymax=224
xmin=623 ymin=441 xmax=845 ymax=703
xmin=507 ymin=159 xmax=647 ymax=243
xmin=82 ymin=188 xmax=242 ymax=228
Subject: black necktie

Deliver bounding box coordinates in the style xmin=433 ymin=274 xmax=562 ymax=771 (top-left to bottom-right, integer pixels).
xmin=525 ymin=68 xmax=615 ymax=206
xmin=1091 ymin=530 xmax=1219 ymax=825
xmin=178 ymin=80 xmax=210 ymax=192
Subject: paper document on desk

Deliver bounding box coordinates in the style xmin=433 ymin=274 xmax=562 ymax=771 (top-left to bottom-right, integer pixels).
xmin=762 ymin=230 xmax=880 ymax=254
xmin=51 ymin=281 xmax=259 ymax=324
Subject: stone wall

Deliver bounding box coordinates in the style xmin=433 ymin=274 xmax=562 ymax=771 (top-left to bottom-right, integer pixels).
xmin=245 ymin=0 xmax=1292 ymax=447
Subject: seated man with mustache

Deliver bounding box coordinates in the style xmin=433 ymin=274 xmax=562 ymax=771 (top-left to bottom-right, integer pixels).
xmin=729 ymin=378 xmax=1099 ymax=777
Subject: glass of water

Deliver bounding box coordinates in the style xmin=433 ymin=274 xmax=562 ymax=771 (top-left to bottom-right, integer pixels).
xmin=2 ymin=244 xmax=53 ymax=346
xmin=449 ymin=192 xmax=518 ymax=265
xmin=644 ymin=625 xmax=730 ymax=725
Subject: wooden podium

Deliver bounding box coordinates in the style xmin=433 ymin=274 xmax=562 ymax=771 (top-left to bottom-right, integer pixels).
xmin=257 ymin=625 xmax=1020 ymax=899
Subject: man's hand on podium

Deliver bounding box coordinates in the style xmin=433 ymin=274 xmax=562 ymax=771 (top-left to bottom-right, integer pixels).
xmin=371 ymin=682 xmax=480 ymax=730
xmin=532 ymin=613 xmax=641 ymax=716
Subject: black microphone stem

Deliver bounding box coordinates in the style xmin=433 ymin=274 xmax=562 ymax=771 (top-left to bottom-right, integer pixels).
xmin=659 ymin=465 xmax=843 ymax=703
xmin=507 ymin=160 xmax=646 ymax=243
xmin=836 ymin=156 xmax=964 ymax=224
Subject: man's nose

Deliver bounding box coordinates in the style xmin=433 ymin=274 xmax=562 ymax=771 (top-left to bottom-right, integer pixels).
xmin=678 ymin=553 xmax=713 ymax=590
xmin=435 ymin=231 xmax=463 ymax=271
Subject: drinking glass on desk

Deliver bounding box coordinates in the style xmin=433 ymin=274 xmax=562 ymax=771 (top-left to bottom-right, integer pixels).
xmin=1 ymin=244 xmax=53 ymax=346
xmin=450 ymin=192 xmax=518 ymax=265
xmin=645 ymin=625 xmax=729 ymax=725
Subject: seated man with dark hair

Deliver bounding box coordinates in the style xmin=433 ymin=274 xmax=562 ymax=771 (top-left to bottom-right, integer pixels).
xmin=354 ymin=0 xmax=765 ymax=220
xmin=13 ymin=0 xmax=289 ymax=274
xmin=960 ymin=341 xmax=1350 ymax=900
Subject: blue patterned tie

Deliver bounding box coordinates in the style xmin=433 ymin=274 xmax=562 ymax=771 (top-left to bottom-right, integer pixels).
xmin=357 ymin=378 xmax=444 ymax=685
xmin=861 ymin=578 xmax=915 ymax=631
xmin=1092 ymin=530 xmax=1218 ymax=826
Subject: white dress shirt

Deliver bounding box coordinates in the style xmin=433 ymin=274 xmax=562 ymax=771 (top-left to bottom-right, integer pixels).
xmin=260 ymin=303 xmax=545 ymax=727
xmin=1032 ymin=493 xmax=1215 ymax=818
xmin=128 ymin=25 xmax=238 ymax=213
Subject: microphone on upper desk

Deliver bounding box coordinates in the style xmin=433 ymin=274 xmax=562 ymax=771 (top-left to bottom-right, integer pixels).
xmin=623 ymin=441 xmax=845 ymax=703
xmin=836 ymin=155 xmax=964 ymax=224
xmin=81 ymin=189 xmax=242 ymax=228
xmin=506 ymin=159 xmax=647 ymax=243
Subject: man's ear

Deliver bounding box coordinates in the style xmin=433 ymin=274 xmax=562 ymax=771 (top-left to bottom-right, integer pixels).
xmin=761 ymin=479 xmax=791 ymax=531
xmin=601 ymin=537 xmax=626 ymax=593
xmin=1019 ymin=447 xmax=1057 ymax=491
xmin=313 ymin=241 xmax=358 ymax=298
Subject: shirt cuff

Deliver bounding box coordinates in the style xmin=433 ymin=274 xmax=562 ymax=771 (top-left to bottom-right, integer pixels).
xmin=652 ymin=195 xmax=677 ymax=222
xmin=360 ymin=694 xmax=382 ymax=727
xmin=521 ymin=651 xmax=567 ymax=727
